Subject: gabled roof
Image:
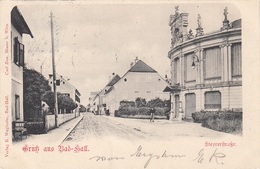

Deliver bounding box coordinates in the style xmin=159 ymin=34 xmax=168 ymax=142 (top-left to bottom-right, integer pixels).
xmin=129 ymin=60 xmax=156 ymax=73
xmin=106 ymin=75 xmax=121 ymax=86
xmin=11 ymin=6 xmax=33 ymax=38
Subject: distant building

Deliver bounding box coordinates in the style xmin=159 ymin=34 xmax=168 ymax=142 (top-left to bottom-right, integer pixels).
xmin=11 ymin=6 xmax=33 ymax=122
xmin=89 ymin=91 xmax=99 ymax=113
xmin=48 ymin=74 xmax=81 ymax=115
xmin=100 ymin=59 xmax=169 ymax=116
xmin=165 ymin=7 xmax=242 ymax=120
xmin=92 ymin=74 xmax=121 ymax=115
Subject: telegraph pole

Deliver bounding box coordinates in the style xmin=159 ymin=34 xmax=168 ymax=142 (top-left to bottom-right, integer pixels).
xmin=50 ymin=11 xmax=59 ymax=128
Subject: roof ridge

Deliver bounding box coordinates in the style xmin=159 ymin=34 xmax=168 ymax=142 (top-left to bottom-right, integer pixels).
xmin=128 ymin=60 xmax=157 ymax=73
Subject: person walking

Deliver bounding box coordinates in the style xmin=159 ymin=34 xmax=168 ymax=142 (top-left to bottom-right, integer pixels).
xmin=150 ymin=108 xmax=155 ymax=122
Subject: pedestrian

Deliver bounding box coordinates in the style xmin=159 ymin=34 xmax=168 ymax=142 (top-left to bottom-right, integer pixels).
xmin=150 ymin=108 xmax=155 ymax=122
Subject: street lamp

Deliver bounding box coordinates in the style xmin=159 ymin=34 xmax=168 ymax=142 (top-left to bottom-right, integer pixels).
xmin=191 ymin=52 xmax=200 ymax=69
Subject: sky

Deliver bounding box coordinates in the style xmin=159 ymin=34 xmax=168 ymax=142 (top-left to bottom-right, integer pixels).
xmin=17 ymin=2 xmax=241 ymax=106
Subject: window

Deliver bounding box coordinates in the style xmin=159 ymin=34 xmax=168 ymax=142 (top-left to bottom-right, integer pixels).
xmin=231 ymin=43 xmax=242 ymax=77
xmin=184 ymin=53 xmax=196 ymax=82
xmin=146 ymin=75 xmax=151 ymax=83
xmin=173 ymin=57 xmax=180 ymax=84
xmin=134 ymin=76 xmax=139 ymax=83
xmin=204 ymin=91 xmax=221 ymax=109
xmin=203 ymin=47 xmax=221 ymax=79
xmin=75 ymin=95 xmax=80 ymax=103
xmin=13 ymin=37 xmax=24 ymax=67
xmin=15 ymin=95 xmax=20 ymax=120
xmin=146 ymin=91 xmax=151 ymax=99
xmin=56 ymin=80 xmax=60 ymax=86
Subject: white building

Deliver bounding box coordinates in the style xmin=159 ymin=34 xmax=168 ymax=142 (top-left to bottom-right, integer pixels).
xmin=11 ymin=6 xmax=33 ymax=122
xmin=103 ymin=59 xmax=170 ymax=116
xmin=165 ymin=7 xmax=242 ymax=120
xmin=48 ymin=74 xmax=81 ymax=115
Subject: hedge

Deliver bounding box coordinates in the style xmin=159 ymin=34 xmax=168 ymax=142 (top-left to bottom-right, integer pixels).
xmin=192 ymin=110 xmax=242 ymax=134
xmin=118 ymin=106 xmax=169 ymax=117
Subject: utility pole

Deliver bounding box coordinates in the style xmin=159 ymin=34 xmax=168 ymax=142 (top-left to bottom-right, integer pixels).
xmin=50 ymin=11 xmax=59 ymax=128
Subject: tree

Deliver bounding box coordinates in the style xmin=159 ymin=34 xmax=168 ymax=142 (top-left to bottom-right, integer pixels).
xmin=23 ymin=67 xmax=51 ymax=120
xmin=135 ymin=97 xmax=147 ymax=107
xmin=79 ymin=104 xmax=87 ymax=112
xmin=147 ymin=98 xmax=170 ymax=108
xmin=42 ymin=92 xmax=78 ymax=114
xmin=58 ymin=94 xmax=78 ymax=113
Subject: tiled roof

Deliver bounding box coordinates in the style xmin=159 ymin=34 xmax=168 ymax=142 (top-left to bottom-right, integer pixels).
xmin=129 ymin=60 xmax=156 ymax=73
xmin=106 ymin=75 xmax=121 ymax=86
xmin=11 ymin=6 xmax=33 ymax=38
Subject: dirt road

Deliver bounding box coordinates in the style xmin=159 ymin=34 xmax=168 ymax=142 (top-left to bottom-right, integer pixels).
xmin=65 ymin=113 xmax=234 ymax=143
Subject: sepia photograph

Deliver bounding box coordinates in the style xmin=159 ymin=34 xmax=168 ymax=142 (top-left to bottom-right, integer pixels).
xmin=0 ymin=1 xmax=259 ymax=169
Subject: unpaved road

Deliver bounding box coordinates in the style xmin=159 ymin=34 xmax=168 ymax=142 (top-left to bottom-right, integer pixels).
xmin=65 ymin=113 xmax=236 ymax=143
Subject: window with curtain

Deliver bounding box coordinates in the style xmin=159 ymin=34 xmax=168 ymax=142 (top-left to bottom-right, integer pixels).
xmin=184 ymin=52 xmax=196 ymax=82
xmin=203 ymin=47 xmax=221 ymax=79
xmin=204 ymin=91 xmax=221 ymax=109
xmin=231 ymin=43 xmax=242 ymax=77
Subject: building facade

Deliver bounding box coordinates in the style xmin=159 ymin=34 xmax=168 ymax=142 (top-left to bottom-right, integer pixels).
xmin=11 ymin=6 xmax=33 ymax=122
xmin=48 ymin=74 xmax=81 ymax=114
xmin=104 ymin=59 xmax=170 ymax=116
xmin=166 ymin=7 xmax=242 ymax=120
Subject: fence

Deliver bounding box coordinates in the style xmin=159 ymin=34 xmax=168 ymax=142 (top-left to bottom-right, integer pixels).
xmin=45 ymin=113 xmax=78 ymax=131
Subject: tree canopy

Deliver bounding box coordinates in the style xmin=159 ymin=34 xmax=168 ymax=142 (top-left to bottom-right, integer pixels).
xmin=23 ymin=67 xmax=51 ymax=120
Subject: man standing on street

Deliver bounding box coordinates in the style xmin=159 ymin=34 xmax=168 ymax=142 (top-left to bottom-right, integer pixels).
xmin=150 ymin=108 xmax=155 ymax=122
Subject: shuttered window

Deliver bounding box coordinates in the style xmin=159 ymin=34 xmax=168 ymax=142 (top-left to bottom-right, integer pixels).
xmin=184 ymin=53 xmax=196 ymax=82
xmin=204 ymin=91 xmax=221 ymax=109
xmin=231 ymin=43 xmax=242 ymax=77
xmin=13 ymin=37 xmax=24 ymax=67
xmin=203 ymin=47 xmax=221 ymax=79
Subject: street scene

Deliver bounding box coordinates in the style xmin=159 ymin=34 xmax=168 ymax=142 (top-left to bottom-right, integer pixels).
xmin=65 ymin=113 xmax=231 ymax=143
xmin=9 ymin=3 xmax=242 ymax=145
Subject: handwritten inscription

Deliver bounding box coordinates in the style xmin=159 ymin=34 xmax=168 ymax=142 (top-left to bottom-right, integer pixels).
xmin=194 ymin=148 xmax=226 ymax=165
xmin=131 ymin=145 xmax=186 ymax=168
xmin=89 ymin=145 xmax=186 ymax=168
xmin=89 ymin=156 xmax=125 ymax=162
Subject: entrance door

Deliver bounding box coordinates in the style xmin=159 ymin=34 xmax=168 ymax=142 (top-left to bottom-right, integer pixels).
xmin=185 ymin=93 xmax=196 ymax=119
xmin=174 ymin=95 xmax=179 ymax=118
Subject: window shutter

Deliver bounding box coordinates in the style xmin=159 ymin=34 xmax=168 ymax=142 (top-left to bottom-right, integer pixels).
xmin=14 ymin=38 xmax=19 ymax=65
xmin=19 ymin=43 xmax=24 ymax=66
xmin=204 ymin=47 xmax=221 ymax=79
xmin=231 ymin=43 xmax=242 ymax=77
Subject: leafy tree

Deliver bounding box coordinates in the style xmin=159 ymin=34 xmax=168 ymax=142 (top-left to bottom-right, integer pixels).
xmin=42 ymin=92 xmax=78 ymax=114
xmin=79 ymin=104 xmax=87 ymax=112
xmin=23 ymin=67 xmax=51 ymax=120
xmin=135 ymin=97 xmax=147 ymax=107
xmin=58 ymin=94 xmax=78 ymax=113
xmin=147 ymin=98 xmax=170 ymax=108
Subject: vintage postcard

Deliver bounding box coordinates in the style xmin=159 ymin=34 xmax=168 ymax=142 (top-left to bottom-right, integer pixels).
xmin=0 ymin=0 xmax=259 ymax=169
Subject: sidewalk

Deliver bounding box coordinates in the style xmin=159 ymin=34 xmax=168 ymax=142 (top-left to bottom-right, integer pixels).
xmin=12 ymin=114 xmax=84 ymax=147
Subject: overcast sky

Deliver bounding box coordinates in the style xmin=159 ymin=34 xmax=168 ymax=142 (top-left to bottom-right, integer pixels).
xmin=18 ymin=2 xmax=241 ymax=105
